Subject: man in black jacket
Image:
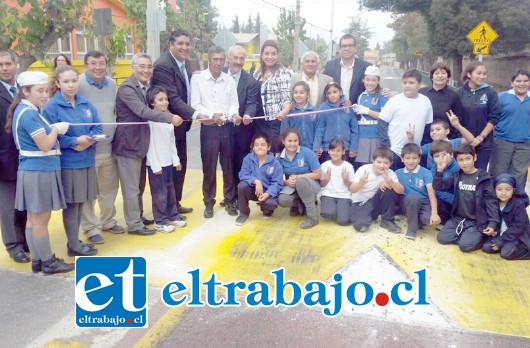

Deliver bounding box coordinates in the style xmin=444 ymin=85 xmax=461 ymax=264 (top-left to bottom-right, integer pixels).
xmin=0 ymin=49 xmax=28 ymax=262
xmin=152 ymin=29 xmax=207 ymax=215
xmin=323 ymin=34 xmax=371 ymax=106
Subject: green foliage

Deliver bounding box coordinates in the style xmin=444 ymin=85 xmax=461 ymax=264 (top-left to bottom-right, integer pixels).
xmin=273 ymin=8 xmax=308 ymax=66
xmin=305 ymin=36 xmax=328 ymax=63
xmin=343 ymin=14 xmax=373 ymax=59
xmin=122 ymin=0 xmax=147 ymax=51
xmin=0 ymin=0 xmax=91 ymax=71
xmin=231 ymin=15 xmax=240 ymax=33
xmin=106 ymin=23 xmax=129 ymax=76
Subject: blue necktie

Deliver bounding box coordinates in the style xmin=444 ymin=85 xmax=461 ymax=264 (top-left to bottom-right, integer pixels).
xmin=9 ymin=86 xmax=17 ymax=97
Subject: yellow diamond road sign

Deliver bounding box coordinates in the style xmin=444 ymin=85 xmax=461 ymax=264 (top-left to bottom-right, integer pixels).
xmin=467 ymin=20 xmax=499 ymax=45
xmin=473 ymin=44 xmax=490 ymax=55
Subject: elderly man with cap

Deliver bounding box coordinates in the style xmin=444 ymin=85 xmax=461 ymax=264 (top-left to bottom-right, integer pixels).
xmin=0 ymin=48 xmax=29 ymax=263
xmin=291 ymin=50 xmax=333 ymax=107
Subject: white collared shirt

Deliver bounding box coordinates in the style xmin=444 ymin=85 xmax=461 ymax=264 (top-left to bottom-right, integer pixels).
xmin=340 ymin=59 xmax=355 ymax=102
xmin=302 ymin=72 xmax=319 ymax=107
xmin=228 ymin=69 xmax=242 ymax=86
xmin=190 ymin=69 xmax=239 ymax=119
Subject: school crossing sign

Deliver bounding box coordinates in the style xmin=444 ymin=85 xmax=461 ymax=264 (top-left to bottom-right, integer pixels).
xmin=467 ymin=20 xmax=499 ymax=56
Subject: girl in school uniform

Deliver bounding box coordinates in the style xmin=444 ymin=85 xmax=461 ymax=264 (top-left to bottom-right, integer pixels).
xmin=278 ymin=127 xmax=322 ymax=229
xmin=313 ymin=82 xmax=359 ymax=165
xmin=5 ymin=71 xmax=74 ymax=274
xmin=43 ymin=65 xmax=101 ymax=257
xmin=280 ymin=81 xmax=317 ymax=149
xmin=146 ymin=86 xmax=186 ymax=233
xmin=352 ymin=66 xmax=388 ymax=169
xmin=235 ymin=133 xmax=284 ymax=225
xmin=482 ymin=174 xmax=530 ymax=260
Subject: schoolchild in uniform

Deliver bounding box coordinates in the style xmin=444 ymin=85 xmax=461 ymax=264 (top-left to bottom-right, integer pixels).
xmin=395 ymin=143 xmax=440 ymax=239
xmin=352 ymin=66 xmax=388 ymax=169
xmin=236 ymin=133 xmax=284 ymax=225
xmin=319 ymin=138 xmax=355 ymax=226
xmin=43 ymin=65 xmax=101 ymax=256
xmin=146 ymin=86 xmax=187 ymax=233
xmin=5 ymin=71 xmax=74 ymax=274
xmin=456 ymin=61 xmax=501 ymax=170
xmin=482 ymin=174 xmax=530 ymax=260
xmin=313 ymin=82 xmax=359 ymax=164
xmin=280 ymin=81 xmax=317 ymax=149
xmin=433 ymin=143 xmax=500 ymax=252
xmin=429 ymin=140 xmax=460 ymax=224
xmin=278 ymin=127 xmax=322 ymax=229
xmin=349 ymin=147 xmax=404 ymax=233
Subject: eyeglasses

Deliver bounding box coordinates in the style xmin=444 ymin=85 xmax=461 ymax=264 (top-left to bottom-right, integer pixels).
xmin=340 ymin=44 xmax=356 ymax=49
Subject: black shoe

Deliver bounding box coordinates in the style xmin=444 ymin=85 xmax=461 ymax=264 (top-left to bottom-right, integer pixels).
xmin=204 ymin=206 xmax=214 ymax=218
xmin=225 ymin=202 xmax=238 ymax=216
xmin=290 ymin=206 xmax=301 ymax=217
xmin=219 ymin=199 xmax=227 ymax=207
xmin=172 ymin=214 xmax=187 ymax=221
xmin=178 ymin=206 xmax=193 ymax=214
xmin=380 ymin=220 xmax=402 ymax=234
xmin=141 ymin=217 xmax=155 ymax=225
xmin=128 ymin=226 xmax=156 ymax=235
xmin=42 ymin=255 xmax=75 ymax=275
xmin=10 ymin=250 xmax=30 ymax=263
xmin=32 ymin=259 xmax=42 ymax=273
xmin=354 ymin=225 xmax=370 ymax=233
xmin=67 ymin=242 xmax=97 ymax=256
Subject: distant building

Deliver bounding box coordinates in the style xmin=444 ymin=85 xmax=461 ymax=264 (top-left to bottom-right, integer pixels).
xmin=364 ymin=50 xmax=380 ymax=66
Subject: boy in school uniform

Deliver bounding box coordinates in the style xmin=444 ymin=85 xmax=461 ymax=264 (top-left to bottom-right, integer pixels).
xmin=433 ymin=144 xmax=500 ymax=252
xmin=395 ymin=143 xmax=441 ymax=239
xmin=379 ymin=69 xmax=433 ymax=170
xmin=349 ymin=147 xmax=404 ymax=233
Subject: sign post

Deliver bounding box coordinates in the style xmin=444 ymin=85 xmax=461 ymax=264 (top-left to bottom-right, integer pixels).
xmin=466 ymin=20 xmax=499 ymax=62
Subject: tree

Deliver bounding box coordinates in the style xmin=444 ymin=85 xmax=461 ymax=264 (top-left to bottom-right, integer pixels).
xmin=305 ymin=36 xmax=328 ymax=63
xmin=343 ymin=14 xmax=373 ymax=59
xmin=106 ymin=23 xmax=129 ymax=75
xmin=360 ymin=0 xmax=530 ymax=79
xmin=0 ymin=0 xmax=91 ymax=71
xmin=254 ymin=13 xmax=262 ymax=33
xmin=388 ymin=13 xmax=431 ymax=70
xmin=273 ymin=8 xmax=308 ymax=66
xmin=231 ymin=15 xmax=240 ymax=33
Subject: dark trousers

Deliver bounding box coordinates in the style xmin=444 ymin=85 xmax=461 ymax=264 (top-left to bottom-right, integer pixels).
xmin=0 ymin=180 xmax=27 ymax=254
xmin=475 ymin=146 xmax=492 ymax=171
xmin=390 ymin=152 xmax=405 ymax=171
xmin=320 ymin=196 xmax=351 ymax=226
xmin=237 ymin=181 xmax=278 ymax=216
xmin=437 ymin=216 xmax=483 ymax=252
xmin=148 ymin=166 xmax=179 ymax=224
xmin=139 ymin=157 xmax=147 ymax=217
xmin=483 ymin=238 xmax=530 ymax=260
xmin=173 ymin=134 xmax=188 ymax=206
xmin=350 ymin=189 xmax=398 ymax=229
xmin=398 ymin=194 xmax=431 ymax=233
xmin=232 ymin=123 xmax=254 ymax=186
xmin=200 ymin=125 xmax=236 ymax=207
xmin=437 ymin=199 xmax=452 ymax=224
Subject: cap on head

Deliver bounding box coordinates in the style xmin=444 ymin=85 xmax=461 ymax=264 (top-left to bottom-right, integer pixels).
xmin=17 ymin=71 xmax=49 ymax=86
xmin=365 ymin=66 xmax=380 ymax=77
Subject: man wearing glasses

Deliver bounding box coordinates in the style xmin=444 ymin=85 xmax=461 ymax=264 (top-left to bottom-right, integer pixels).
xmin=323 ymin=34 xmax=371 ymax=106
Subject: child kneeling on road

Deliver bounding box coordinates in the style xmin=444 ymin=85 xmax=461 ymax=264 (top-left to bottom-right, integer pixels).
xmin=319 ymin=138 xmax=355 ymax=226
xmin=482 ymin=174 xmax=530 ymax=260
xmin=349 ymin=147 xmax=404 ymax=233
xmin=433 ymin=144 xmax=500 ymax=252
xmin=236 ymin=134 xmax=284 ymax=225
xmin=395 ymin=143 xmax=440 ymax=240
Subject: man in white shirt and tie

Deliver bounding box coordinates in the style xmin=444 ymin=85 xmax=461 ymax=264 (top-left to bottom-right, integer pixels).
xmin=190 ymin=46 xmax=240 ymax=218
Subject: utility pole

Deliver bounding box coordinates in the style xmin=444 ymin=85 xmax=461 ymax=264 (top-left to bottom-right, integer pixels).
xmin=292 ymin=0 xmax=301 ymax=71
xmin=329 ymin=0 xmax=335 ymax=59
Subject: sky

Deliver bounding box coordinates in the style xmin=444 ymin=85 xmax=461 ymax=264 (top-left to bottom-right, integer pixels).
xmin=210 ymin=0 xmax=395 ymax=49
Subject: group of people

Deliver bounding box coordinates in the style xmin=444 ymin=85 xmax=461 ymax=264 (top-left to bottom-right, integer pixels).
xmin=0 ymin=31 xmax=529 ymax=275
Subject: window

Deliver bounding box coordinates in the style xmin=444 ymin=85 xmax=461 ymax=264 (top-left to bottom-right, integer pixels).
xmin=47 ymin=34 xmax=72 ymax=56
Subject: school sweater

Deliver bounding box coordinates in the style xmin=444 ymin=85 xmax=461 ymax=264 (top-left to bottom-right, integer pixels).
xmin=313 ymin=96 xmax=359 ymax=152
xmin=239 ymin=152 xmax=284 ymax=198
xmin=42 ymin=91 xmax=102 ymax=169
xmin=78 ymin=74 xmax=117 ymax=154
xmin=489 ymin=196 xmax=530 ymax=250
xmin=280 ymin=103 xmax=317 ymax=149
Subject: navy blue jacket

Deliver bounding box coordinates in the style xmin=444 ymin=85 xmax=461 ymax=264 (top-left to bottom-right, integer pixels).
xmin=433 ymin=168 xmax=500 ymax=229
xmin=239 ymin=152 xmax=284 ymax=198
xmin=489 ymin=197 xmax=530 ymax=250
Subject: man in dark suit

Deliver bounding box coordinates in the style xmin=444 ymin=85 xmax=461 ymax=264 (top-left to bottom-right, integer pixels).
xmin=323 ymin=34 xmax=371 ymax=105
xmin=0 ymin=49 xmax=28 ymax=263
xmin=152 ymin=29 xmax=206 ymax=215
xmin=223 ymin=45 xmax=260 ymax=194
